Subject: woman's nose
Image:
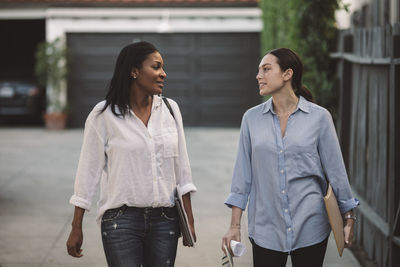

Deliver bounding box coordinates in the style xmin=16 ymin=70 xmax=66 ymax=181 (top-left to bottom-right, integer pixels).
xmin=256 ymin=71 xmax=262 ymax=80
xmin=161 ymin=69 xmax=167 ymax=79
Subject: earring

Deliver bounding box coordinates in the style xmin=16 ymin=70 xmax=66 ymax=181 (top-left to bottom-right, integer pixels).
xmin=132 ymin=75 xmax=137 ymax=79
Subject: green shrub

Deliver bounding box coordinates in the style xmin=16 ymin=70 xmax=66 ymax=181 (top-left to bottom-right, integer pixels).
xmin=259 ymin=0 xmax=348 ymax=119
xmin=34 ymin=38 xmax=69 ymax=113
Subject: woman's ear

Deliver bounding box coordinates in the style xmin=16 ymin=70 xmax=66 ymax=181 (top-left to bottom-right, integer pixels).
xmin=131 ymin=69 xmax=138 ymax=79
xmin=283 ymin=69 xmax=293 ymax=81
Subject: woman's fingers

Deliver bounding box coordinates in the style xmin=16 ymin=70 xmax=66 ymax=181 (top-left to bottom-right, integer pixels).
xmin=66 ymin=229 xmax=84 ymax=257
xmin=344 ymin=223 xmax=354 ymax=248
xmin=182 ymin=225 xmax=196 ymax=247
xmin=192 ymin=231 xmax=197 ymax=243
xmin=221 ymin=236 xmax=231 ymax=253
xmin=190 ymin=223 xmax=197 ymax=243
xmin=67 ymin=243 xmax=83 ymax=257
xmin=222 ymin=228 xmax=240 ymax=255
xmin=227 ymin=239 xmax=234 ymax=256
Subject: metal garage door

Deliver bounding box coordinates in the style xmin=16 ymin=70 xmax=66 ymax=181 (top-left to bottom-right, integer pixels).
xmin=67 ymin=33 xmax=260 ymax=127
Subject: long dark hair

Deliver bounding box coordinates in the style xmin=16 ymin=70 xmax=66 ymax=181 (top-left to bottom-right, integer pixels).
xmin=268 ymin=48 xmax=313 ymax=102
xmin=100 ymin=41 xmax=158 ymax=116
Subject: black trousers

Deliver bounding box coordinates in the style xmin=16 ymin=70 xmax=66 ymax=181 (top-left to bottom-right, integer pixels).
xmin=251 ymin=236 xmax=329 ymax=267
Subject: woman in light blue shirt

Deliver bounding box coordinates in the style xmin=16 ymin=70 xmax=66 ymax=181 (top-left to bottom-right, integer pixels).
xmin=222 ymin=48 xmax=359 ymax=267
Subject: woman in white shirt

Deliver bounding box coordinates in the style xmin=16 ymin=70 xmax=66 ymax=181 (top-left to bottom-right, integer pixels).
xmin=66 ymin=41 xmax=197 ymax=267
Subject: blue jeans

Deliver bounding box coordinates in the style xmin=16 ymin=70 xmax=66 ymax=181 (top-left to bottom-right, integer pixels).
xmin=101 ymin=205 xmax=180 ymax=267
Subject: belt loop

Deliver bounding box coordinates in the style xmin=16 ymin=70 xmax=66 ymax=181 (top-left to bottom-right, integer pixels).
xmin=121 ymin=205 xmax=127 ymax=213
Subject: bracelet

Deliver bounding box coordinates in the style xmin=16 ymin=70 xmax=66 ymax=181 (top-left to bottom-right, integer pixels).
xmin=230 ymin=223 xmax=241 ymax=229
xmin=343 ymin=214 xmax=357 ymax=222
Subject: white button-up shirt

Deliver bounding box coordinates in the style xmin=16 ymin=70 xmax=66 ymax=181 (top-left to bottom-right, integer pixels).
xmin=70 ymin=95 xmax=197 ymax=224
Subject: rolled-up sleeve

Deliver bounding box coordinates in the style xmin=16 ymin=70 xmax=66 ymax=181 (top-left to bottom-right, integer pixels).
xmin=318 ymin=110 xmax=359 ymax=213
xmin=171 ymin=100 xmax=197 ymax=196
xmin=69 ymin=120 xmax=106 ymax=211
xmin=225 ymin=112 xmax=252 ymax=210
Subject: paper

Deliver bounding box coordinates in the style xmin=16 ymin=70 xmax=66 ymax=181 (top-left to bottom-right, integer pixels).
xmin=324 ymin=184 xmax=344 ymax=256
xmin=230 ymin=240 xmax=246 ymax=257
xmin=222 ymin=244 xmax=234 ymax=267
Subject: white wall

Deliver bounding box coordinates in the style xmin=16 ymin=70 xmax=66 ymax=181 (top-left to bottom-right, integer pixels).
xmin=336 ymin=0 xmax=400 ymax=28
xmin=45 ymin=7 xmax=262 ymax=41
xmin=335 ymin=0 xmax=372 ymax=29
xmin=390 ymin=0 xmax=400 ymax=25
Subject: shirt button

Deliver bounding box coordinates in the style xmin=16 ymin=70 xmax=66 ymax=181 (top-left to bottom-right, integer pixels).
xmin=281 ymin=190 xmax=285 ymax=194
xmin=280 ymin=169 xmax=284 ymax=173
xmin=279 ymin=150 xmax=283 ymax=153
xmin=284 ymin=209 xmax=288 ymax=213
xmin=288 ymin=227 xmax=292 ymax=231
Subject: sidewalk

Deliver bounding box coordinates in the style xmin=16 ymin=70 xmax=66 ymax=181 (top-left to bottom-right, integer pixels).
xmin=0 ymin=127 xmax=361 ymax=267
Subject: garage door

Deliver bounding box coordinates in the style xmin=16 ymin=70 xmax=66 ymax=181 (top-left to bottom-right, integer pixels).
xmin=67 ymin=33 xmax=260 ymax=127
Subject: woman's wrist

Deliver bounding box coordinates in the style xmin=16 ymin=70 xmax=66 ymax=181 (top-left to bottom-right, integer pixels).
xmin=343 ymin=214 xmax=357 ymax=222
xmin=343 ymin=210 xmax=357 ymax=223
xmin=71 ymin=222 xmax=83 ymax=230
xmin=230 ymin=223 xmax=241 ymax=229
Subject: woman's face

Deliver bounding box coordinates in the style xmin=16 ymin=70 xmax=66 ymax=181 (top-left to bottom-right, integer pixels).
xmin=256 ymin=54 xmax=286 ymax=96
xmin=132 ymin=51 xmax=166 ymax=95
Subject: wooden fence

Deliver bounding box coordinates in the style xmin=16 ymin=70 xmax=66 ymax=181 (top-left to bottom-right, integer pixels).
xmin=331 ymin=23 xmax=400 ymax=267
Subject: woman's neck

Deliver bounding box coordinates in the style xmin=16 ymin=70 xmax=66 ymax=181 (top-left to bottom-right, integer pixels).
xmin=130 ymin=87 xmax=152 ymax=110
xmin=271 ymin=85 xmax=299 ymax=116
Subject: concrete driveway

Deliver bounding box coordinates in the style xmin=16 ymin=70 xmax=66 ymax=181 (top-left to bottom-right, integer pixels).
xmin=0 ymin=127 xmax=361 ymax=267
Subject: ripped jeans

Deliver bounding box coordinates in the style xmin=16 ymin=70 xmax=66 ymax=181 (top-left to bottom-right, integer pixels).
xmin=101 ymin=205 xmax=180 ymax=267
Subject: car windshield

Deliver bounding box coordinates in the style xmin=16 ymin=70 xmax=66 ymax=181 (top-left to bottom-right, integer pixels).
xmin=0 ymin=82 xmax=35 ymax=94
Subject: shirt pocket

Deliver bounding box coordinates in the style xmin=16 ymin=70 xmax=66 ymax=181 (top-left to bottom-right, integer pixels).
xmin=290 ymin=145 xmax=320 ymax=177
xmin=161 ymin=127 xmax=178 ymax=158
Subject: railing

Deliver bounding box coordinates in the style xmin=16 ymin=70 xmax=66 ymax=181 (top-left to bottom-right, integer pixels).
xmin=331 ymin=23 xmax=400 ymax=267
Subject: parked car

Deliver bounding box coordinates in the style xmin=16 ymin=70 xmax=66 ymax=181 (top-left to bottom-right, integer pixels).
xmin=0 ymin=81 xmax=45 ymax=123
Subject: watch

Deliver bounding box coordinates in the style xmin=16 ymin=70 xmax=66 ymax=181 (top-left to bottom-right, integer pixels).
xmin=343 ymin=214 xmax=357 ymax=222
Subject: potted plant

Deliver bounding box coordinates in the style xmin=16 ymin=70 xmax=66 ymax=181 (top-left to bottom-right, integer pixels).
xmin=35 ymin=37 xmax=68 ymax=130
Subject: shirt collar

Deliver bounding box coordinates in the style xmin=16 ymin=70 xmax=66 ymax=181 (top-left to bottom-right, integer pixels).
xmin=296 ymin=96 xmax=310 ymax=113
xmin=262 ymin=96 xmax=310 ymax=114
xmin=152 ymin=94 xmax=163 ymax=110
xmin=127 ymin=94 xmax=162 ymax=115
xmin=262 ymin=97 xmax=273 ymax=114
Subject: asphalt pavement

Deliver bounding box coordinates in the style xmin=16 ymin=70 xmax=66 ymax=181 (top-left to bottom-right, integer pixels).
xmin=0 ymin=127 xmax=362 ymax=267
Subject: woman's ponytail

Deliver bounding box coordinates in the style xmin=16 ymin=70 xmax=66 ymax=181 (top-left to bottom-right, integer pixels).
xmin=295 ymin=85 xmax=314 ymax=102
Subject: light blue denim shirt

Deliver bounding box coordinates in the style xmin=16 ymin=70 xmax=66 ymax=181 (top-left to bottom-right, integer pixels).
xmin=225 ymin=96 xmax=359 ymax=252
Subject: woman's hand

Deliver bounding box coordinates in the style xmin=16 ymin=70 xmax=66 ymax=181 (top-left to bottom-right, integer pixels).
xmin=182 ymin=193 xmax=196 ymax=246
xmin=66 ymin=206 xmax=85 ymax=257
xmin=222 ymin=226 xmax=241 ymax=256
xmin=222 ymin=206 xmax=243 ymax=256
xmin=183 ymin=220 xmax=197 ymax=247
xmin=66 ymin=227 xmax=84 ymax=257
xmin=344 ymin=219 xmax=355 ymax=247
xmin=343 ymin=211 xmax=355 ymax=247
